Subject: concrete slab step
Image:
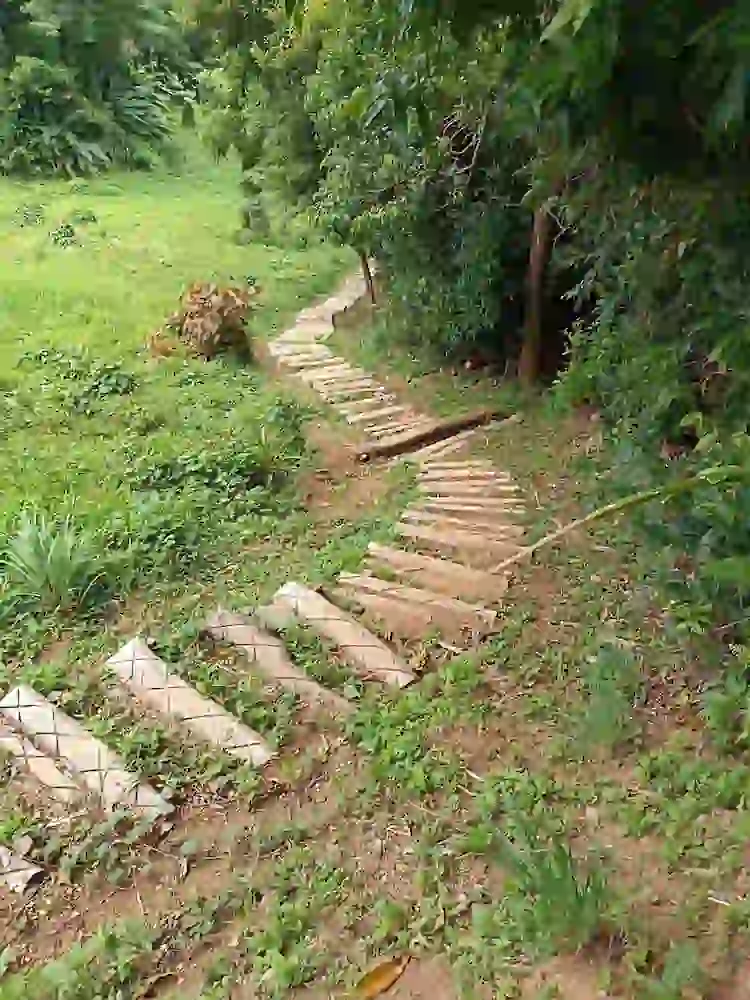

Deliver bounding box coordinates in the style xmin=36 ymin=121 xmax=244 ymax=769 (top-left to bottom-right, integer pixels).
xmin=0 ymin=717 xmax=82 ymax=804
xmin=273 ymin=582 xmax=414 ymax=688
xmin=0 ymin=686 xmax=172 ymax=820
xmin=107 ymin=638 xmax=273 ymax=768
xmin=205 ymin=609 xmax=351 ymax=716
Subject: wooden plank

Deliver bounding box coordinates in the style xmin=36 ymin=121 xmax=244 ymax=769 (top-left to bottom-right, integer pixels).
xmin=338 ymin=396 xmax=399 ymax=413
xmin=419 ymin=481 xmax=520 ymax=497
xmin=333 ymin=586 xmax=496 ymax=641
xmin=338 ymin=573 xmax=497 ymax=625
xmin=346 ymin=406 xmax=409 ymax=425
xmin=359 ymin=407 xmax=509 ymax=463
xmin=107 ymin=638 xmax=273 ymax=767
xmin=402 ymin=429 xmax=479 ymax=463
xmin=280 ymin=353 xmax=335 ymax=370
xmin=367 ymin=543 xmax=510 ymax=602
xmin=420 ymin=500 xmax=526 ymax=522
xmin=396 ymin=522 xmax=521 ymax=559
xmin=319 ymin=381 xmax=380 ymax=399
xmin=403 ymin=508 xmax=523 ymax=538
xmin=420 ymin=497 xmax=525 ymax=517
xmin=419 ymin=468 xmax=512 ymax=483
xmin=0 ymin=686 xmax=171 ymax=819
xmin=0 ymin=718 xmax=81 ymax=804
xmin=205 ymin=609 xmax=351 ymax=715
xmin=369 ymin=421 xmax=431 ymax=439
xmin=420 ymin=460 xmax=493 ymax=470
xmin=298 ymin=364 xmax=356 ymax=383
xmin=273 ymin=582 xmax=414 ymax=688
xmin=421 ymin=500 xmax=525 ymax=517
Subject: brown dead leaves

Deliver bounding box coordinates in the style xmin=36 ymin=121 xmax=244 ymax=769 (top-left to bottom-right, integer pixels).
xmin=148 ymin=282 xmax=258 ymax=360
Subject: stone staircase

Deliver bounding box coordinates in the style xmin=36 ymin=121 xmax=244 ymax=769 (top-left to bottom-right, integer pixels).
xmin=0 ymin=270 xmax=524 ymax=894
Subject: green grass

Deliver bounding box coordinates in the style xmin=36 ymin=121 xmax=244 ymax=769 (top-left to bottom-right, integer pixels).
xmin=0 ymin=145 xmax=352 ymax=655
xmin=5 ymin=157 xmax=750 ymax=1000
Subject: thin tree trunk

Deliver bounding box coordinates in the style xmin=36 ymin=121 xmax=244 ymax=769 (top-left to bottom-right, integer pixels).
xmin=518 ymin=203 xmax=555 ymax=386
xmin=359 ymin=252 xmax=376 ymax=304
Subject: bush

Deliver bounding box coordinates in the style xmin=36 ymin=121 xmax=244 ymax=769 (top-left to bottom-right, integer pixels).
xmin=0 ymin=511 xmax=110 ymax=615
xmin=0 ymin=2 xmax=193 ymax=176
xmin=0 ymin=58 xmax=114 ymax=175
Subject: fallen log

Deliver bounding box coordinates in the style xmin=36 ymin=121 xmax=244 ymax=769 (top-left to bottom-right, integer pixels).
xmin=358 ymin=407 xmax=511 ymax=462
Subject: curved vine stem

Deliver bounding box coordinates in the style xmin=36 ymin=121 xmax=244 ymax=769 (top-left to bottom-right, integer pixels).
xmin=492 ymin=464 xmax=747 ymax=575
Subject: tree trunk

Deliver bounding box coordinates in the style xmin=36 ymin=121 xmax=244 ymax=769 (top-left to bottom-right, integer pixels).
xmin=359 ymin=252 xmax=376 ymax=304
xmin=518 ymin=203 xmax=554 ymax=386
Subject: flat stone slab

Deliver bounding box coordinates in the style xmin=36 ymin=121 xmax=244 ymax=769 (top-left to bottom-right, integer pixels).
xmin=107 ymin=638 xmax=273 ymax=767
xmin=0 ymin=686 xmax=171 ymax=819
xmin=0 ymin=718 xmax=81 ymax=804
xmin=367 ymin=543 xmax=510 ymax=603
xmin=206 ymin=609 xmax=351 ymax=715
xmin=273 ymin=582 xmax=414 ymax=688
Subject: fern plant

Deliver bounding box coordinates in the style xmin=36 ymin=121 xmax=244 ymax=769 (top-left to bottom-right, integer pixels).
xmin=1 ymin=512 xmax=107 ymax=615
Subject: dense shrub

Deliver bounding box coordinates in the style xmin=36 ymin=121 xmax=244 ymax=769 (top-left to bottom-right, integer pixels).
xmin=0 ymin=1 xmax=193 ymax=175
xmin=196 ymin=0 xmax=750 ymax=644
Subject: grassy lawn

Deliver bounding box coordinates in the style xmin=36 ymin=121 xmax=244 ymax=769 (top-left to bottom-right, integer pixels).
xmin=2 ymin=158 xmax=750 ymax=1000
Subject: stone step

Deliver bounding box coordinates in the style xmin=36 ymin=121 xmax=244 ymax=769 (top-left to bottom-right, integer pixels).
xmin=337 ymin=573 xmax=497 ymax=627
xmin=367 ymin=543 xmax=509 ymax=603
xmin=0 ymin=686 xmax=171 ymax=820
xmin=107 ymin=638 xmax=273 ymax=768
xmin=205 ymin=609 xmax=351 ymax=715
xmin=396 ymin=522 xmax=521 ymax=560
xmin=273 ymin=582 xmax=414 ymax=688
xmin=0 ymin=718 xmax=82 ymax=804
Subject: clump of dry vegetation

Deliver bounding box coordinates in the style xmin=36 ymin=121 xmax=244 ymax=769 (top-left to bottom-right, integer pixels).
xmin=149 ymin=282 xmax=258 ymax=360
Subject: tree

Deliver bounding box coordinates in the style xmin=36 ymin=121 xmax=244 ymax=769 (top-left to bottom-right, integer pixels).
xmin=0 ymin=0 xmax=192 ymax=174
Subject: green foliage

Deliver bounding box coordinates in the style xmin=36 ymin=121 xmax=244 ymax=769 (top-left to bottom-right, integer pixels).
xmin=578 ymin=640 xmax=643 ymax=753
xmin=494 ymin=825 xmax=611 ymax=957
xmin=0 ymin=510 xmax=109 ymax=615
xmin=0 ymin=1 xmax=194 ymax=175
xmin=20 ymin=347 xmax=137 ymax=413
xmin=701 ymin=646 xmax=750 ymax=752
